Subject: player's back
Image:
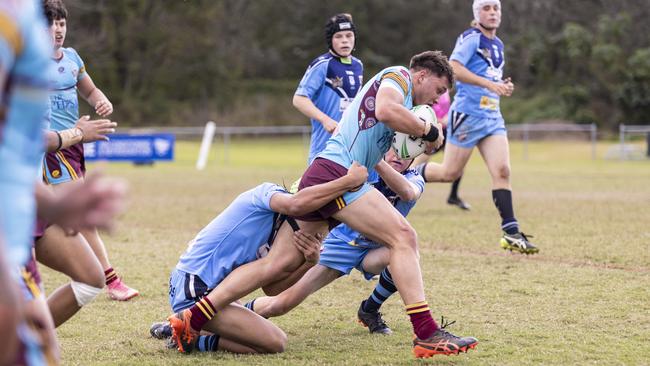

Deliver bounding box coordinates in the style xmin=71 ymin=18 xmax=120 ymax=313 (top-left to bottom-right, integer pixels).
xmin=176 ymin=183 xmax=285 ymax=289
xmin=450 ymin=28 xmax=505 ymax=118
xmin=0 ymin=0 xmax=51 ymax=268
xmin=318 ymin=66 xmax=413 ymax=169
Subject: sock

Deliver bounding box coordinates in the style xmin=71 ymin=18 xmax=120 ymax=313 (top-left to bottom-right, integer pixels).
xmin=196 ymin=334 xmax=220 ymax=352
xmin=406 ymin=301 xmax=439 ymax=339
xmin=492 ymin=189 xmax=519 ymax=234
xmin=244 ymin=298 xmax=256 ymax=312
xmin=449 ymin=175 xmax=462 ymax=199
xmin=104 ymin=267 xmax=118 ymax=285
xmin=189 ymin=297 xmax=217 ymax=332
xmin=362 ymin=268 xmax=397 ymax=313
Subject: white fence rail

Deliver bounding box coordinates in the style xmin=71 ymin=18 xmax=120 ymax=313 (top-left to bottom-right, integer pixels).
xmin=508 ymin=123 xmax=598 ymax=160
xmin=619 ymin=124 xmax=650 ymax=160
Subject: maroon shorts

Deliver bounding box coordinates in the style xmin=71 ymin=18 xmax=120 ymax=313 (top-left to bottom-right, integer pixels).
xmin=295 ymin=158 xmax=350 ymax=228
xmin=43 ymin=143 xmax=85 ymax=184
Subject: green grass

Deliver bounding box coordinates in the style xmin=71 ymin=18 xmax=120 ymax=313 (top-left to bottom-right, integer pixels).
xmin=43 ymin=138 xmax=650 ymax=365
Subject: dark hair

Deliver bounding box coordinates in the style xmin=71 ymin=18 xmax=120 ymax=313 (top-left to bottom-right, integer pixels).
xmin=325 ymin=13 xmax=356 ymax=50
xmin=409 ymin=50 xmax=455 ymax=86
xmin=43 ymin=0 xmax=68 ymax=25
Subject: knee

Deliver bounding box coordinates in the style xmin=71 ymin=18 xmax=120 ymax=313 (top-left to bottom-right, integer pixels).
xmin=263 ymin=329 xmax=287 ymax=353
xmin=70 ymin=281 xmax=103 ymax=306
xmin=391 ymin=223 xmax=418 ymax=252
xmin=494 ymin=164 xmax=511 ymax=181
xmin=443 ymin=168 xmax=463 ymax=182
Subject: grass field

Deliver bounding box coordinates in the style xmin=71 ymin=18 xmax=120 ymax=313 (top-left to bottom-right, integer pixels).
xmin=44 ymin=138 xmax=650 ymax=365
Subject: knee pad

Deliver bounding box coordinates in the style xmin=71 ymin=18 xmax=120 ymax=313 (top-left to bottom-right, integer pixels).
xmin=70 ymin=281 xmax=103 ymax=306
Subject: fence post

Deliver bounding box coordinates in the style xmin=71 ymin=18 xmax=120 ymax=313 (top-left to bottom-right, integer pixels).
xmin=590 ymin=123 xmax=597 ymax=160
xmin=646 ymin=132 xmax=650 ymax=157
xmin=523 ymin=123 xmax=529 ymax=160
xmin=619 ymin=124 xmax=625 ymax=160
xmin=196 ymin=121 xmax=216 ymax=170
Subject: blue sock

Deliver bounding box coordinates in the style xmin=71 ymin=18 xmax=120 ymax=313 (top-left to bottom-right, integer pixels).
xmin=362 ymin=268 xmax=397 ymax=313
xmin=244 ymin=298 xmax=256 ymax=311
xmin=196 ymin=334 xmax=220 ymax=352
xmin=492 ymin=189 xmax=519 ymax=234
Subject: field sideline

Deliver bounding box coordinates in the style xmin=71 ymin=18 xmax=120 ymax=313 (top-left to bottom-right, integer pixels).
xmin=45 ymin=138 xmax=649 ymax=365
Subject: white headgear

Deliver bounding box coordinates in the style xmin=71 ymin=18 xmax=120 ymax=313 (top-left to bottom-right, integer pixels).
xmin=473 ymin=0 xmax=501 ymax=23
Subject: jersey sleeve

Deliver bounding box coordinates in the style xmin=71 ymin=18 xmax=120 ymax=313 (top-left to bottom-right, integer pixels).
xmin=68 ymin=48 xmax=88 ymax=81
xmin=0 ymin=12 xmax=20 ymax=82
xmin=405 ymin=170 xmax=425 ymax=198
xmin=252 ymin=183 xmax=287 ymax=211
xmin=295 ymin=59 xmax=327 ymax=99
xmin=450 ymin=32 xmax=480 ymax=66
xmin=378 ymin=67 xmax=410 ymax=97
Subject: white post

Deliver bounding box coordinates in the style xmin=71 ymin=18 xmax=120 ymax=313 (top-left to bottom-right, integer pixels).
xmin=196 ymin=121 xmax=216 ymax=170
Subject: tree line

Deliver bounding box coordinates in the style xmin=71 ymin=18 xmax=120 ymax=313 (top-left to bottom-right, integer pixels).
xmin=65 ymin=0 xmax=650 ymax=130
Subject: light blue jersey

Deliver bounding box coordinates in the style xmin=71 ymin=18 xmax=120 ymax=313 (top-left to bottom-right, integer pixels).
xmin=175 ymin=183 xmax=286 ymax=290
xmin=48 ymin=47 xmax=87 ymax=131
xmin=450 ymin=28 xmax=505 ymax=119
xmin=0 ymin=0 xmax=51 ymax=270
xmin=318 ymin=66 xmax=413 ymax=170
xmin=296 ymin=53 xmax=363 ymax=164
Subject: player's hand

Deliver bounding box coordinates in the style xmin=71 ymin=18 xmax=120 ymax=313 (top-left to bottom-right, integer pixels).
xmin=487 ymin=80 xmax=511 ymax=96
xmin=75 ymin=115 xmax=117 ymax=142
xmin=45 ymin=170 xmax=127 ymax=233
xmin=293 ymin=230 xmax=322 ymax=265
xmin=424 ymin=122 xmax=445 ymax=153
xmin=94 ymin=99 xmax=113 ymax=117
xmin=346 ymin=161 xmax=368 ymax=187
xmin=322 ymin=118 xmax=338 ymax=134
xmin=502 ymin=77 xmax=515 ymax=97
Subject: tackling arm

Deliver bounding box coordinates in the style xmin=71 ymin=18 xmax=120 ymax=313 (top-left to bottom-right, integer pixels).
xmin=269 ymin=162 xmax=368 ymax=217
xmin=374 ymin=160 xmax=421 ymax=202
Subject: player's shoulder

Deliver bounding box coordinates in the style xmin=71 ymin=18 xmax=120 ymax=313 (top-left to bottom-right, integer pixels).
xmin=308 ymin=52 xmax=334 ymax=69
xmin=460 ymin=27 xmax=482 ymax=39
xmin=62 ymin=47 xmax=82 ymax=59
xmin=351 ymin=55 xmax=363 ymax=67
xmin=403 ymin=168 xmax=424 ymax=182
xmin=379 ymin=66 xmax=411 ymax=94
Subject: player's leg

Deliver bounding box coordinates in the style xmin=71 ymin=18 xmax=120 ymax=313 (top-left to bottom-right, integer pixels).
xmin=356 ymin=247 xmax=394 ymax=334
xmin=34 ymin=225 xmax=105 ymax=326
xmin=247 ymin=264 xmax=342 ymax=319
xmin=331 ymin=189 xmax=478 ymax=355
xmin=168 ymin=221 xmax=310 ymax=351
xmin=46 ymin=154 xmax=138 ymax=301
xmin=79 ymin=227 xmax=138 ymax=300
xmin=447 ymin=175 xmax=471 ymax=210
xmin=420 ymin=142 xmax=473 ymax=183
xmin=477 ymin=134 xmax=538 ymax=254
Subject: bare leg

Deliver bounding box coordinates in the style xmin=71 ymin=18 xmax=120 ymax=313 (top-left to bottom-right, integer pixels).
xmin=253 ymin=265 xmax=341 ymax=318
xmin=422 ymin=143 xmax=473 ymax=183
xmin=79 ymin=228 xmax=111 ymax=270
xmin=201 ymin=303 xmax=287 ymax=354
xmin=477 ymin=134 xmax=512 ymax=190
xmin=359 ymin=247 xmax=390 ymax=275
xmin=203 ymin=221 xmax=308 ymax=311
xmin=35 ymin=225 xmax=104 ymax=327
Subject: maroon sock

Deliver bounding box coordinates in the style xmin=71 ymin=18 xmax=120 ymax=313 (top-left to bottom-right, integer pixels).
xmin=188 ymin=297 xmax=217 ymax=332
xmin=104 ymin=267 xmax=118 ymax=285
xmin=406 ymin=302 xmax=439 ymax=339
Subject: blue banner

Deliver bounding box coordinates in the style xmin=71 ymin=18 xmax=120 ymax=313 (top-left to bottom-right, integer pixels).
xmin=84 ymin=134 xmax=175 ymax=162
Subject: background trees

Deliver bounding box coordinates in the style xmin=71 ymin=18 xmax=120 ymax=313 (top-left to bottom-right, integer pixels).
xmin=65 ymin=0 xmax=650 ymax=129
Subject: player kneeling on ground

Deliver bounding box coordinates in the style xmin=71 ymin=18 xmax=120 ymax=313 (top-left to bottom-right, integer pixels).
xmin=151 ymin=163 xmax=367 ymax=354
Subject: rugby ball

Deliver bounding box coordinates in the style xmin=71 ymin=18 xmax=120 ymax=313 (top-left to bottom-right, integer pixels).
xmin=391 ymin=105 xmax=438 ymax=159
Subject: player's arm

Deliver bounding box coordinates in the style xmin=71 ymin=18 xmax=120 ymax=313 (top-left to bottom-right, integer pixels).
xmin=269 ymin=162 xmax=367 ymax=217
xmin=44 ymin=116 xmax=117 ymax=152
xmin=77 ymin=75 xmax=113 ymax=117
xmin=374 ymin=160 xmax=421 ymax=201
xmin=450 ymin=60 xmax=513 ymax=96
xmin=0 ymin=239 xmax=21 ymax=366
xmin=293 ymin=95 xmax=338 ymax=134
xmin=375 ymin=84 xmax=443 ymax=149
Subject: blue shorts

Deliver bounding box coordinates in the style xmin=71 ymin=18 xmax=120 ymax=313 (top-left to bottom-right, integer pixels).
xmin=318 ymin=236 xmax=378 ymax=280
xmin=168 ymin=269 xmax=213 ymax=313
xmin=447 ymin=110 xmax=506 ymax=148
